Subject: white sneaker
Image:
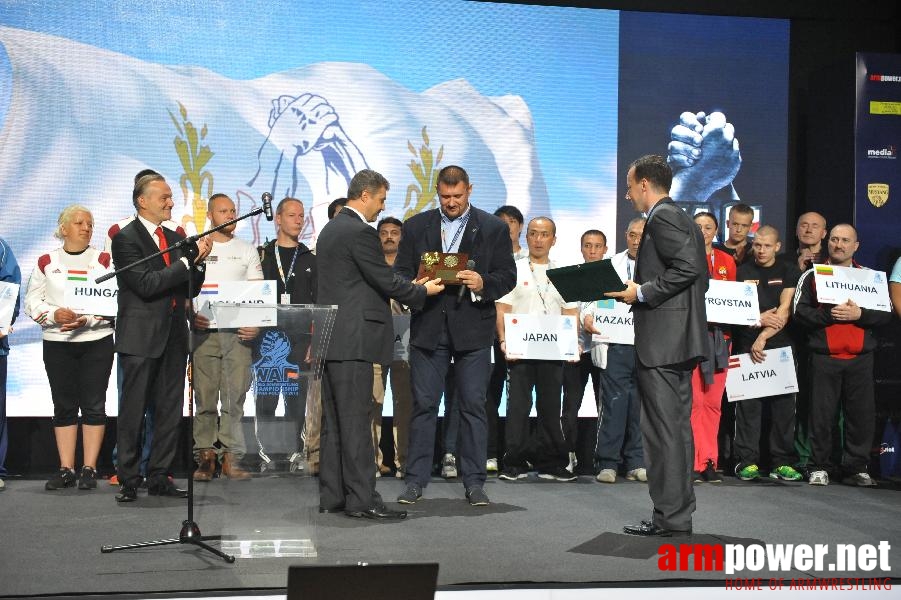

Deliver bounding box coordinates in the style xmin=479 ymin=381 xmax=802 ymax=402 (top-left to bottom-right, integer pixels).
xmin=0 ymin=478 xmax=5 ymax=490
xmin=596 ymin=469 xmax=616 ymax=483
xmin=625 ymin=467 xmax=647 ymax=482
xmin=486 ymin=458 xmax=498 ymax=472
xmin=441 ymin=453 xmax=457 ymax=479
xmin=808 ymin=470 xmax=829 ymax=486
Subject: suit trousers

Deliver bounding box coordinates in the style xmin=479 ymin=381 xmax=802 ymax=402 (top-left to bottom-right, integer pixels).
xmin=734 ymin=392 xmax=797 ymax=469
xmin=320 ymin=360 xmax=377 ymax=512
xmin=808 ymin=352 xmax=875 ymax=473
xmin=594 ymin=344 xmax=644 ymax=472
xmin=504 ymin=360 xmax=568 ymax=473
xmin=117 ymin=319 xmax=188 ymax=488
xmin=406 ymin=328 xmax=489 ymax=490
xmin=192 ymin=331 xmax=252 ymax=458
xmin=637 ymin=360 xmax=696 ymax=532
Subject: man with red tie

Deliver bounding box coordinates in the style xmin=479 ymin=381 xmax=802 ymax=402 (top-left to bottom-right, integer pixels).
xmin=110 ymin=173 xmax=211 ymax=502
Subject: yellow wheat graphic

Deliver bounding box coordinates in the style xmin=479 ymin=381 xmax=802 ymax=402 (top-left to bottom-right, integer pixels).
xmin=168 ymin=101 xmax=214 ymax=232
xmin=404 ymin=126 xmax=444 ymax=221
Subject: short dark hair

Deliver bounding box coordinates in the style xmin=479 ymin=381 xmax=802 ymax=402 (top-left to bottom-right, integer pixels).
xmin=348 ymin=170 xmax=389 ymax=200
xmin=328 ymin=198 xmax=346 ymax=220
xmin=277 ymin=197 xmax=303 ymax=215
xmin=729 ymin=203 xmax=754 ymax=219
xmin=132 ymin=173 xmax=166 ymax=208
xmin=377 ymin=216 xmax=403 ymax=233
xmin=134 ymin=169 xmax=159 ymax=184
xmin=580 ymin=229 xmax=607 ymax=246
xmin=694 ymin=211 xmax=719 ymax=230
xmin=494 ymin=205 xmax=524 ymax=224
xmin=436 ymin=165 xmax=469 ymax=189
xmin=629 ymin=154 xmax=672 ymax=193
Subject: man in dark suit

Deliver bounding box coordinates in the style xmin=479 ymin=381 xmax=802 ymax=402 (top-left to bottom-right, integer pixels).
xmin=316 ymin=169 xmax=443 ymax=520
xmin=607 ymin=155 xmax=708 ymax=536
xmin=111 ymin=173 xmax=210 ymax=502
xmin=394 ymin=165 xmax=516 ymax=507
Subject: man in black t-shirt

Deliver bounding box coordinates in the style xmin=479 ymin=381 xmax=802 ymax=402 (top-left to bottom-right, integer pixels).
xmin=733 ymin=225 xmax=803 ymax=482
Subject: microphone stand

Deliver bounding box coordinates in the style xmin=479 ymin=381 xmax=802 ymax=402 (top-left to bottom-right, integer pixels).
xmin=99 ymin=203 xmax=269 ymax=563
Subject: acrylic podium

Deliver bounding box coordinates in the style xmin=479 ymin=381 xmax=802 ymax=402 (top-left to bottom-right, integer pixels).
xmin=202 ymin=302 xmax=337 ymax=559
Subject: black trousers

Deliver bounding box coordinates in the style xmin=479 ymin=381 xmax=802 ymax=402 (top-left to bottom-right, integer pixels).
xmin=320 ymin=360 xmax=376 ymax=512
xmin=43 ymin=336 xmax=113 ymax=426
xmin=117 ymin=320 xmax=187 ymax=488
xmin=485 ymin=339 xmax=507 ymax=460
xmin=733 ymin=392 xmax=798 ymax=469
xmin=808 ymin=352 xmax=875 ymax=473
xmin=504 ymin=360 xmax=567 ymax=472
xmin=637 ymin=360 xmax=696 ymax=532
xmin=561 ymin=352 xmax=600 ymax=453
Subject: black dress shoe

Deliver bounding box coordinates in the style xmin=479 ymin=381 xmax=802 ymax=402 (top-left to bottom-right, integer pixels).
xmin=115 ymin=486 xmax=138 ymax=503
xmin=146 ymin=480 xmax=188 ymax=498
xmin=623 ymin=521 xmax=691 ymax=537
xmin=344 ymin=505 xmax=407 ymax=520
xmin=319 ymin=505 xmax=345 ymax=514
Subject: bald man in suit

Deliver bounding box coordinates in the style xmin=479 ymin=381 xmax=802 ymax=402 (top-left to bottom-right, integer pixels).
xmin=607 ymin=154 xmax=708 ymax=537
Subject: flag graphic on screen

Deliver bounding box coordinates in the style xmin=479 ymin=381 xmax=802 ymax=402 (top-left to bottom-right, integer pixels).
xmin=200 ymin=283 xmax=219 ymax=295
xmin=815 ymin=265 xmax=834 ymax=276
xmin=728 ymin=356 xmax=742 ymax=369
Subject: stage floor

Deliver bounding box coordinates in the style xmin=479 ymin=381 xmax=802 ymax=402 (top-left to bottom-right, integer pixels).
xmin=1 ymin=472 xmax=899 ymax=598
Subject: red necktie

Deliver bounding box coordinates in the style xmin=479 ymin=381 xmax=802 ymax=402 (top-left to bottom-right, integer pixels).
xmin=155 ymin=226 xmax=171 ymax=266
xmin=155 ymin=226 xmax=177 ymax=311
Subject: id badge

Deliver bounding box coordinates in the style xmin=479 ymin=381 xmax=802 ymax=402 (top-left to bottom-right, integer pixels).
xmin=280 ymin=293 xmax=291 ymax=305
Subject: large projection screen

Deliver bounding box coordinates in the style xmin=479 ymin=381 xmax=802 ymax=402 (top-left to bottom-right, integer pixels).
xmin=0 ymin=1 xmax=789 ymax=417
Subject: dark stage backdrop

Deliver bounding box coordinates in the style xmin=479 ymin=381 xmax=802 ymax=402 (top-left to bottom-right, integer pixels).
xmin=855 ymin=52 xmax=901 ymax=272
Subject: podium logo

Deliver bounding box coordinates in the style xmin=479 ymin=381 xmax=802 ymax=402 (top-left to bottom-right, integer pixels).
xmin=866 ymin=145 xmax=897 ymax=159
xmin=867 ymin=183 xmax=889 ymax=208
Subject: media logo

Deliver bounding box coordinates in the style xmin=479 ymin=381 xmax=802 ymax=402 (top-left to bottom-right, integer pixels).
xmin=866 ymin=145 xmax=897 ymax=159
xmin=867 ymin=183 xmax=889 ymax=208
xmin=869 ymin=73 xmax=901 ymax=82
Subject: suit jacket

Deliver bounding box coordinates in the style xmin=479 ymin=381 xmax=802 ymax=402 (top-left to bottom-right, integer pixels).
xmin=395 ymin=206 xmax=516 ymax=352
xmin=317 ymin=209 xmax=426 ymax=365
xmin=632 ymin=198 xmax=708 ymax=367
xmin=111 ymin=219 xmax=205 ymax=358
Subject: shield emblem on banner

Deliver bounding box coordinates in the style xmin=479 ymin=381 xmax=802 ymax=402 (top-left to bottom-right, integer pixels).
xmin=867 ymin=183 xmax=889 ymax=207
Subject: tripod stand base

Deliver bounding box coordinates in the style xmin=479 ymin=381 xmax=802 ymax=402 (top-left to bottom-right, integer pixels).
xmin=101 ymin=520 xmax=235 ymax=563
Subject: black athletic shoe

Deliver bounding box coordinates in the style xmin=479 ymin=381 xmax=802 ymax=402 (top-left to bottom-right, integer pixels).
xmin=45 ymin=468 xmax=76 ymax=491
xmin=77 ymin=466 xmax=97 ymax=490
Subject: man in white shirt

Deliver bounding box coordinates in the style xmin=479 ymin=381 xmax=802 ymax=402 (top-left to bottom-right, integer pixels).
xmin=191 ymin=194 xmax=264 ymax=481
xmin=496 ymin=217 xmax=579 ymax=482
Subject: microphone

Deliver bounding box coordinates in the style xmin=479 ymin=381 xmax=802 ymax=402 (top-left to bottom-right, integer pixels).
xmin=262 ymin=192 xmax=273 ymax=221
xmin=457 ymin=259 xmax=476 ymax=305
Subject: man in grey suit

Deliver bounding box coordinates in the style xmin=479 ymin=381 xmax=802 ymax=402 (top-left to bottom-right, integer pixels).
xmin=607 ymin=155 xmax=708 ymax=537
xmin=316 ymin=169 xmax=443 ymax=520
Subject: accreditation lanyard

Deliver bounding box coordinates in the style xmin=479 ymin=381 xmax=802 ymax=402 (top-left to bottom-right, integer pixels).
xmin=275 ymin=245 xmax=300 ymax=304
xmin=441 ymin=211 xmax=470 ymax=253
xmin=528 ymin=259 xmax=552 ymax=314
